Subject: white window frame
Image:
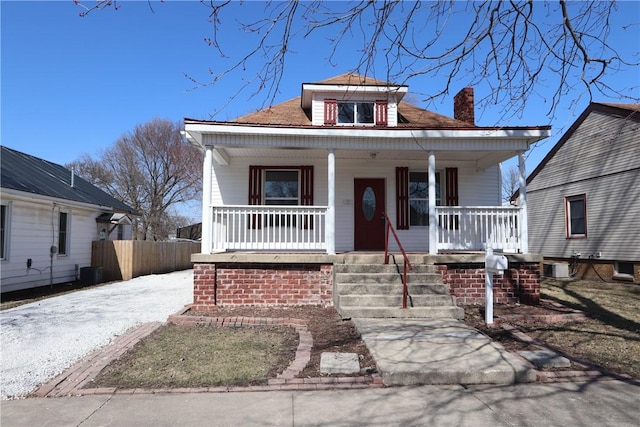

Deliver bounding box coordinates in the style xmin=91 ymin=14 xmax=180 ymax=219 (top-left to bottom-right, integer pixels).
xmin=409 ymin=171 xmax=441 ymax=227
xmin=1 ymin=202 xmax=10 ymax=261
xmin=337 ymin=101 xmax=375 ymax=126
xmin=263 ymin=169 xmax=300 ymax=206
xmin=566 ymin=194 xmax=587 ymax=238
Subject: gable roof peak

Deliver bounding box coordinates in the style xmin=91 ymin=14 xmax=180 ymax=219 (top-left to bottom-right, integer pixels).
xmin=312 ymin=72 xmax=396 ymax=87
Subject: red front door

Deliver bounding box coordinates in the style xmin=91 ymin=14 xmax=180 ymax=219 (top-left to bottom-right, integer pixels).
xmin=354 ymin=178 xmax=386 ymax=250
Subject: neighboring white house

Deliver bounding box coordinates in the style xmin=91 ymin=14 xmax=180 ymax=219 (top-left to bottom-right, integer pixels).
xmin=524 ymin=103 xmax=640 ymax=282
xmin=0 ymin=146 xmax=137 ymax=293
xmin=184 ymin=73 xmax=551 ymax=255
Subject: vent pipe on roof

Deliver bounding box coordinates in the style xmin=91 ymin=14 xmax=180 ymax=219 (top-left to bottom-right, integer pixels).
xmin=71 ymin=168 xmax=75 ymax=188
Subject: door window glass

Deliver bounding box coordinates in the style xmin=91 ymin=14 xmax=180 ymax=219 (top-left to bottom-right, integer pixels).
xmin=362 ymin=187 xmax=376 ymax=221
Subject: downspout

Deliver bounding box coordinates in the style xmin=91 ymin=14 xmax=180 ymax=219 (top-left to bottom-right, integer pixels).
xmin=518 ymin=153 xmax=528 ymax=253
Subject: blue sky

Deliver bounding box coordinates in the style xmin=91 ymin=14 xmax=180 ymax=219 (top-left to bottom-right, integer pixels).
xmin=2 ymin=1 xmax=639 ymax=179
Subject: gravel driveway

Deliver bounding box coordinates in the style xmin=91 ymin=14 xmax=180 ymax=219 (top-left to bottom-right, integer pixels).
xmin=0 ymin=269 xmax=193 ymax=400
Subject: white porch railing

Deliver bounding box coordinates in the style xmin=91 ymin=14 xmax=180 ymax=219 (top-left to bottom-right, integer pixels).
xmin=210 ymin=205 xmax=327 ymax=251
xmin=436 ymin=206 xmax=522 ymax=252
xmin=208 ymin=205 xmax=522 ymax=253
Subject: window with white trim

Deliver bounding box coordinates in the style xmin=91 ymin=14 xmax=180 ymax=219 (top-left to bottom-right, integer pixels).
xmin=264 ymin=170 xmax=299 ymax=205
xmin=58 ymin=211 xmax=70 ymax=255
xmin=409 ymin=171 xmax=441 ymax=226
xmin=1 ymin=203 xmax=9 ymax=260
xmin=325 ymin=99 xmax=388 ymax=126
xmin=566 ymin=195 xmax=587 ymax=238
xmin=338 ymin=102 xmax=374 ymax=124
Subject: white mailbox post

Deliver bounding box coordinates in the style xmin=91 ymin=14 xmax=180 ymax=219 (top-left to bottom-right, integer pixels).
xmin=485 ymin=247 xmax=508 ymax=325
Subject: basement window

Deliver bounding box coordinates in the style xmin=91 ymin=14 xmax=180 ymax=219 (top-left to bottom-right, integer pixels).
xmin=614 ymin=261 xmax=635 ymax=281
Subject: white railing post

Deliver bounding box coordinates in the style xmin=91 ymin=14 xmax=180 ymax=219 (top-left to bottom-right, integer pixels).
xmin=201 ymin=148 xmax=213 ymax=254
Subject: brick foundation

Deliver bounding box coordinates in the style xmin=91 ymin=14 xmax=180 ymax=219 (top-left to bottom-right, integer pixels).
xmin=193 ymin=263 xmax=333 ymax=310
xmin=438 ymin=263 xmax=540 ymax=305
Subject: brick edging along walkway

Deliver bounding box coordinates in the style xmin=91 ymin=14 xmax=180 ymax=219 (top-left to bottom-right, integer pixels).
xmin=34 ymin=308 xmax=381 ymax=398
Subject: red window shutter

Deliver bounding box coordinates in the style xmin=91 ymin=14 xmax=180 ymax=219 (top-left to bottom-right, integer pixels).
xmin=376 ymin=100 xmax=388 ymax=126
xmin=300 ymin=166 xmax=314 ymax=229
xmin=396 ymin=167 xmax=409 ymax=230
xmin=300 ymin=166 xmax=314 ymax=206
xmin=324 ymin=99 xmax=337 ymax=125
xmin=445 ymin=168 xmax=459 ymax=206
xmin=248 ymin=166 xmax=263 ymax=229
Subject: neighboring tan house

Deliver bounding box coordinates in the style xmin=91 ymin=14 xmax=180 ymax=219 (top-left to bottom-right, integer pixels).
xmin=184 ymin=73 xmax=551 ymax=314
xmin=524 ymin=103 xmax=640 ymax=283
xmin=0 ymin=146 xmax=137 ymax=293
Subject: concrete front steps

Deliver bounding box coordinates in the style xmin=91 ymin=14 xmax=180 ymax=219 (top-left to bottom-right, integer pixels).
xmin=335 ymin=261 xmax=464 ymax=320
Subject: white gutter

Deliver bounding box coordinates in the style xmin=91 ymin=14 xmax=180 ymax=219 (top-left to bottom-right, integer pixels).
xmin=184 ymin=123 xmax=550 ymax=140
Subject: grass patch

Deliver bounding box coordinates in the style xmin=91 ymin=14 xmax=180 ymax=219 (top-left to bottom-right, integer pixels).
xmin=89 ymin=324 xmax=298 ymax=389
xmin=517 ymin=279 xmax=640 ymax=379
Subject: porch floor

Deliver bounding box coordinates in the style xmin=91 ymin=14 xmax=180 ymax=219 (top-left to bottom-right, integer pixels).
xmin=191 ymin=251 xmax=542 ymax=265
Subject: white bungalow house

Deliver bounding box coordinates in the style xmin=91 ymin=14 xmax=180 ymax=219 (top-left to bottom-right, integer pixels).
xmin=184 ymin=74 xmax=551 ymax=314
xmin=0 ymin=146 xmax=137 ymax=293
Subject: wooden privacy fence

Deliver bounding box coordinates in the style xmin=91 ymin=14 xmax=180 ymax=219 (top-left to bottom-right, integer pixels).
xmin=91 ymin=240 xmax=201 ymax=282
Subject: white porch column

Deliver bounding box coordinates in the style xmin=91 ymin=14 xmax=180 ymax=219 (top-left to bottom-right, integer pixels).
xmin=428 ymin=151 xmax=437 ymax=255
xmin=326 ymin=149 xmax=336 ymax=255
xmin=201 ymin=147 xmax=213 ymax=254
xmin=518 ymin=153 xmax=529 ymax=253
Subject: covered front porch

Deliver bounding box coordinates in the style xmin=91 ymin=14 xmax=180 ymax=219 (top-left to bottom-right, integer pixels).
xmin=196 ymin=145 xmax=533 ymax=255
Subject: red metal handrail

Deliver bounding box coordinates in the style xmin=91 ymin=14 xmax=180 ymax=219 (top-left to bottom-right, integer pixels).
xmin=383 ymin=212 xmax=413 ymax=309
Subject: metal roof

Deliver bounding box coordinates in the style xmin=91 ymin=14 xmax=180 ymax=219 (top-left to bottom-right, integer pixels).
xmin=1 ymin=146 xmax=137 ymax=214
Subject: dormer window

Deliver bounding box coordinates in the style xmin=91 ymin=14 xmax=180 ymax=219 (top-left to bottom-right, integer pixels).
xmin=338 ymin=102 xmax=374 ymax=124
xmin=324 ymin=99 xmax=388 ymax=126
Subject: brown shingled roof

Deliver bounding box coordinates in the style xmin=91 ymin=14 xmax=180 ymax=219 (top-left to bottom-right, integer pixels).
xmin=312 ymin=72 xmax=396 ymax=86
xmin=230 ymin=73 xmax=474 ymax=128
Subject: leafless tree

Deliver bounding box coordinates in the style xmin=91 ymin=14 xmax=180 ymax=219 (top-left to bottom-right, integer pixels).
xmin=502 ymin=165 xmax=520 ymax=205
xmin=68 ymin=118 xmax=202 ymax=240
xmin=75 ymin=1 xmax=638 ymax=121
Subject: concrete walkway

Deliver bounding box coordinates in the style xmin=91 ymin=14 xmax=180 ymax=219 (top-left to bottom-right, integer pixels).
xmin=353 ymin=318 xmax=536 ymax=386
xmin=2 ymin=380 xmax=639 ymax=426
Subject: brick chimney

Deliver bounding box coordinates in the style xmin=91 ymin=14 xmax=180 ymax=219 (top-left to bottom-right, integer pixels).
xmin=453 ymin=87 xmax=475 ymax=125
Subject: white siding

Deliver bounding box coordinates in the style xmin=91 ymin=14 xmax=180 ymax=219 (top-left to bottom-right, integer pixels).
xmin=311 ymin=92 xmax=399 ymax=127
xmin=209 ymin=154 xmax=502 ymax=252
xmin=528 ymin=110 xmax=640 ymax=261
xmin=0 ymin=195 xmax=104 ymax=292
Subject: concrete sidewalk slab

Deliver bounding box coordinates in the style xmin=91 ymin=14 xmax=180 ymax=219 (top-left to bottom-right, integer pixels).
xmin=2 ymin=381 xmax=639 ymax=427
xmin=353 ymin=318 xmax=536 ymax=386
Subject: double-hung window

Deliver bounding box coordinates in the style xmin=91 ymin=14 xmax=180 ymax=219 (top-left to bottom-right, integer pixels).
xmin=264 ymin=170 xmax=299 ymax=227
xmin=409 ymin=172 xmax=441 ymax=226
xmin=264 ymin=170 xmax=299 ymax=206
xmin=58 ymin=211 xmax=69 ymax=255
xmin=248 ymin=166 xmax=314 ymax=229
xmin=566 ymin=195 xmax=587 ymax=238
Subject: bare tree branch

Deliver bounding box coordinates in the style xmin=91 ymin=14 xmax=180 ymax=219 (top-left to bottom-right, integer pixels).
xmin=75 ymin=1 xmax=639 ymax=122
